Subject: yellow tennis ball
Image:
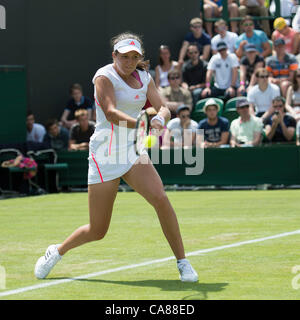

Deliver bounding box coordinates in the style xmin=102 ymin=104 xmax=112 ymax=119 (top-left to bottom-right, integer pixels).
xmin=143 ymin=135 xmax=157 ymax=148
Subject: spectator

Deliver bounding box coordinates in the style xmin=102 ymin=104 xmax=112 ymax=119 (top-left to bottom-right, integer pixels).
xmin=181 ymin=44 xmax=207 ymax=107
xmin=239 ymin=0 xmax=271 ymax=37
xmin=43 ymin=119 xmax=69 ymax=151
xmin=178 ymin=17 xmax=211 ymax=66
xmin=270 ymin=0 xmax=296 ymax=26
xmin=69 ymin=109 xmax=95 ymax=151
xmin=272 ymin=18 xmax=300 ymax=56
xmin=201 ymin=41 xmax=239 ymax=101
xmin=247 ymin=68 xmax=281 ymax=119
xmin=160 ymin=69 xmax=193 ymax=118
xmin=263 ymin=96 xmax=296 ymax=143
xmin=235 ymin=15 xmax=271 ymax=59
xmin=286 ymin=69 xmax=300 ymax=122
xmin=211 ymin=19 xmax=238 ymax=55
xmin=154 ymin=45 xmax=178 ymax=88
xmin=60 ymin=83 xmax=93 ymax=130
xmin=266 ymin=38 xmax=298 ymax=98
xmin=230 ymin=98 xmax=263 ymax=147
xmin=197 ymin=98 xmax=230 ymax=147
xmin=238 ymin=44 xmax=265 ymax=96
xmin=161 ymin=105 xmax=198 ymax=149
xmin=26 ymin=111 xmax=46 ymax=143
xmin=203 ymin=0 xmax=239 ymax=37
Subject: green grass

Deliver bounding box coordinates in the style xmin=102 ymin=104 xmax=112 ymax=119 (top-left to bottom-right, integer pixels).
xmin=0 ymin=190 xmax=300 ymax=300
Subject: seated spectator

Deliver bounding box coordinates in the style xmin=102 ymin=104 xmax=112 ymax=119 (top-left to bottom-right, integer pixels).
xmin=272 ymin=17 xmax=300 ymax=55
xmin=239 ymin=0 xmax=271 ymax=37
xmin=161 ymin=105 xmax=198 ymax=149
xmin=160 ymin=69 xmax=193 ymax=118
xmin=178 ymin=17 xmax=211 ymax=66
xmin=181 ymin=44 xmax=207 ymax=107
xmin=270 ymin=0 xmax=296 ymax=26
xmin=211 ymin=19 xmax=238 ymax=55
xmin=202 ymin=41 xmax=239 ymax=101
xmin=203 ymin=0 xmax=239 ymax=37
xmin=69 ymin=109 xmax=95 ymax=151
xmin=286 ymin=69 xmax=300 ymax=122
xmin=154 ymin=45 xmax=178 ymax=88
xmin=230 ymin=98 xmax=263 ymax=147
xmin=263 ymin=96 xmax=296 ymax=143
xmin=247 ymin=67 xmax=280 ymax=118
xmin=237 ymin=44 xmax=265 ymax=96
xmin=26 ymin=111 xmax=46 ymax=143
xmin=60 ymin=83 xmax=93 ymax=129
xmin=43 ymin=119 xmax=69 ymax=151
xmin=266 ymin=38 xmax=298 ymax=98
xmin=197 ymin=98 xmax=230 ymax=147
xmin=235 ymin=15 xmax=271 ymax=59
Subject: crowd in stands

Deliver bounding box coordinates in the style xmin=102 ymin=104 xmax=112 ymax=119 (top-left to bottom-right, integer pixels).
xmin=25 ymin=3 xmax=300 ymax=153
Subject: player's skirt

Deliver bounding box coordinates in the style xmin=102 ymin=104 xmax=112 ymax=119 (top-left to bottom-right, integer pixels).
xmin=87 ymin=133 xmax=147 ymax=184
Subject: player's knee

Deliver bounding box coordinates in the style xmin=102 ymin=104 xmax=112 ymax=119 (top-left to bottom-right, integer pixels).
xmin=151 ymin=192 xmax=169 ymax=208
xmin=88 ymin=227 xmax=107 ymax=241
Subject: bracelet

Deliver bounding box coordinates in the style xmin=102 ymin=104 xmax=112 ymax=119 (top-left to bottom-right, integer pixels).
xmin=151 ymin=114 xmax=165 ymax=127
xmin=205 ymin=82 xmax=210 ymax=88
xmin=240 ymin=81 xmax=245 ymax=85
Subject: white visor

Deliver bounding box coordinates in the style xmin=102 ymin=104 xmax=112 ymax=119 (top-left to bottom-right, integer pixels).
xmin=113 ymin=39 xmax=142 ymax=55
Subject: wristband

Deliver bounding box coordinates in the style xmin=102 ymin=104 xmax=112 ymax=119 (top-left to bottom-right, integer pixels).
xmin=206 ymin=82 xmax=210 ymax=88
xmin=151 ymin=115 xmax=165 ymax=127
xmin=240 ymin=81 xmax=245 ymax=85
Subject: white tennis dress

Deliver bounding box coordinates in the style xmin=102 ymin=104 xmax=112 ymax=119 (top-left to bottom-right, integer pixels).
xmin=88 ymin=64 xmax=151 ymax=184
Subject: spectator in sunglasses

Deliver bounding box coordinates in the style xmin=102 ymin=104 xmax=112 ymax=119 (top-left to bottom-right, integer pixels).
xmin=162 ymin=104 xmax=198 ymax=148
xmin=247 ymin=68 xmax=280 ymax=119
xmin=235 ymin=15 xmax=271 ymax=59
xmin=263 ymin=96 xmax=296 ymax=143
xmin=178 ymin=17 xmax=211 ymax=66
xmin=230 ymin=99 xmax=263 ymax=147
xmin=160 ymin=70 xmax=193 ymax=118
xmin=182 ymin=44 xmax=207 ymax=107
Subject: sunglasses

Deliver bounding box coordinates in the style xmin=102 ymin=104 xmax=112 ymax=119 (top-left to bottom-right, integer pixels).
xmin=188 ymin=51 xmax=199 ymax=55
xmin=180 ymin=114 xmax=190 ymax=118
xmin=274 ymin=104 xmax=283 ymax=108
xmin=191 ymin=25 xmax=202 ymax=29
xmin=237 ymin=105 xmax=249 ymax=109
xmin=243 ymin=23 xmax=254 ymax=27
xmin=259 ymin=75 xmax=268 ymax=79
xmin=169 ymin=76 xmax=180 ymax=80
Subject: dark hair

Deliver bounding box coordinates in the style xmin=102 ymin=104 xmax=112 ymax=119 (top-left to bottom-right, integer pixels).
xmin=158 ymin=45 xmax=171 ymax=66
xmin=111 ymin=32 xmax=149 ymax=71
xmin=272 ymin=96 xmax=286 ymax=111
xmin=167 ymin=69 xmax=180 ymax=79
xmin=70 ymin=83 xmax=83 ymax=94
xmin=255 ymin=67 xmax=268 ymax=78
xmin=45 ymin=118 xmax=58 ymax=131
xmin=27 ymin=110 xmax=34 ymax=117
xmin=292 ymin=70 xmax=300 ymax=91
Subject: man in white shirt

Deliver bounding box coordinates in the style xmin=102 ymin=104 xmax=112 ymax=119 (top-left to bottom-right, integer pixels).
xmin=201 ymin=41 xmax=239 ymax=101
xmin=162 ymin=105 xmax=198 ymax=148
xmin=26 ymin=111 xmax=46 ymax=143
xmin=247 ymin=67 xmax=280 ymax=119
xmin=211 ymin=19 xmax=238 ymax=55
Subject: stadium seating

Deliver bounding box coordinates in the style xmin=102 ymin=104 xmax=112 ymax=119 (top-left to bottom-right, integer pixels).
xmin=222 ymin=97 xmax=246 ymax=122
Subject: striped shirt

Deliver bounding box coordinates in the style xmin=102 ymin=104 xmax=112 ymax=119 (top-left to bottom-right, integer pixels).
xmin=266 ymin=53 xmax=298 ymax=78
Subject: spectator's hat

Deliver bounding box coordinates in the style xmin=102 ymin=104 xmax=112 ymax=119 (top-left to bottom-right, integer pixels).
xmin=274 ymin=38 xmax=285 ymax=46
xmin=274 ymin=17 xmax=287 ymax=31
xmin=176 ymin=104 xmax=190 ymax=115
xmin=216 ymin=41 xmax=228 ymax=51
xmin=203 ymin=98 xmax=220 ymax=112
xmin=244 ymin=43 xmax=257 ymax=52
xmin=236 ymin=98 xmax=250 ymax=108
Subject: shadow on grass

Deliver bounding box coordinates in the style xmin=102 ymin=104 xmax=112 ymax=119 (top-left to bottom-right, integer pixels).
xmin=47 ymin=277 xmax=228 ymax=300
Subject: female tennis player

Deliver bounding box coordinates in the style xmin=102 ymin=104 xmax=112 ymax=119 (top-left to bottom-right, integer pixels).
xmin=34 ymin=32 xmax=198 ymax=282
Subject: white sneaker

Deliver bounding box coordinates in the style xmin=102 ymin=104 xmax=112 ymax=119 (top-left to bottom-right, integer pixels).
xmin=34 ymin=244 xmax=62 ymax=279
xmin=177 ymin=259 xmax=198 ymax=282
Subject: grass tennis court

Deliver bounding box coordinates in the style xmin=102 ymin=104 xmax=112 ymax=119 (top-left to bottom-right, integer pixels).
xmin=1 ymin=190 xmax=300 ymax=300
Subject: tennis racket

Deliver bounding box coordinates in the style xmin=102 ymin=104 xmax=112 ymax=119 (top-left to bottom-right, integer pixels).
xmin=134 ymin=110 xmax=150 ymax=156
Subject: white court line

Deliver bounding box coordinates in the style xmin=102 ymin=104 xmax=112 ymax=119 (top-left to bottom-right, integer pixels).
xmin=1 ymin=229 xmax=300 ymax=298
